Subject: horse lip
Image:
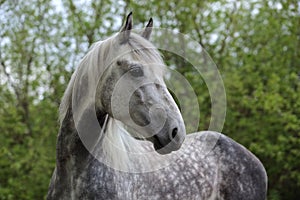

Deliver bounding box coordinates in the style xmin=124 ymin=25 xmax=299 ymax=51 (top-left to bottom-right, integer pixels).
xmin=152 ymin=135 xmax=174 ymax=155
xmin=151 ymin=135 xmax=164 ymax=151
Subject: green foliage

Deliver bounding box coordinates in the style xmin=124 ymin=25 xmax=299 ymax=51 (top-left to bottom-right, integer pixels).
xmin=0 ymin=0 xmax=299 ymax=199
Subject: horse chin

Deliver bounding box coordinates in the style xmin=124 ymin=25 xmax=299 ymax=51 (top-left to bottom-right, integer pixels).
xmin=154 ymin=145 xmax=174 ymax=155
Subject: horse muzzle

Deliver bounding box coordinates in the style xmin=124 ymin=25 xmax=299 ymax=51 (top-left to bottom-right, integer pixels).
xmin=151 ymin=120 xmax=186 ymax=155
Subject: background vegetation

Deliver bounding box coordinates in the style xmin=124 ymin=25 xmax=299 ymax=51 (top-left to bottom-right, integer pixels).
xmin=0 ymin=0 xmax=299 ymax=199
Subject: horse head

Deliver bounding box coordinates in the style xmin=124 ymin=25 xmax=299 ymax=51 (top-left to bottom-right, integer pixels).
xmin=95 ymin=13 xmax=186 ymax=154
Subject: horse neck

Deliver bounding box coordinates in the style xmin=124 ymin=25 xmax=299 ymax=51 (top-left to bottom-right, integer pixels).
xmin=56 ymin=106 xmax=107 ymax=172
xmin=56 ymin=105 xmax=167 ymax=173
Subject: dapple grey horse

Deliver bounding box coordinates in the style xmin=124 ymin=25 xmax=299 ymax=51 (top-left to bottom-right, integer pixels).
xmin=47 ymin=13 xmax=267 ymax=200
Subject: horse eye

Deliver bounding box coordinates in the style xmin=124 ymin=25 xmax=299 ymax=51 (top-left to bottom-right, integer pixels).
xmin=130 ymin=66 xmax=143 ymax=77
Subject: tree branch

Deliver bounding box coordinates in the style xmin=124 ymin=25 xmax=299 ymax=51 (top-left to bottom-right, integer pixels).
xmin=218 ymin=2 xmax=238 ymax=57
xmin=0 ymin=58 xmax=21 ymax=102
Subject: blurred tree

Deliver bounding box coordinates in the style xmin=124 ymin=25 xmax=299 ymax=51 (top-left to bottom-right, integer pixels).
xmin=0 ymin=0 xmax=299 ymax=199
xmin=0 ymin=0 xmax=62 ymax=199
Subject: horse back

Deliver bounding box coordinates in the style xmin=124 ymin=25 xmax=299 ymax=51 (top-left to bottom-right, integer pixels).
xmin=191 ymin=131 xmax=267 ymax=200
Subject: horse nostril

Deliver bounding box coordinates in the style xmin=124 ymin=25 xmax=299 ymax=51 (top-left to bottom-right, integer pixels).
xmin=171 ymin=127 xmax=178 ymax=139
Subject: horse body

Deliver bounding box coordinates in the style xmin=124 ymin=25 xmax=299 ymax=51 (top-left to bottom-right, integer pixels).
xmin=48 ymin=109 xmax=266 ymax=200
xmin=47 ymin=13 xmax=267 ymax=200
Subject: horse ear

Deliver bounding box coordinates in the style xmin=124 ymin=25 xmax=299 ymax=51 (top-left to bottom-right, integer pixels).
xmin=119 ymin=12 xmax=133 ymax=44
xmin=141 ymin=18 xmax=153 ymax=40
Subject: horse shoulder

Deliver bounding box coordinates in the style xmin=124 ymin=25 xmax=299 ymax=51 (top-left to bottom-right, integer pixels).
xmin=189 ymin=131 xmax=267 ymax=200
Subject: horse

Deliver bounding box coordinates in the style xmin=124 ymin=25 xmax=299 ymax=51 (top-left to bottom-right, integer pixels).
xmin=47 ymin=13 xmax=267 ymax=200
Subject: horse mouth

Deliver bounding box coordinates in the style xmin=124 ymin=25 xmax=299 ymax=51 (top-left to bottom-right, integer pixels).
xmin=152 ymin=135 xmax=173 ymax=155
xmin=153 ymin=135 xmax=164 ymax=150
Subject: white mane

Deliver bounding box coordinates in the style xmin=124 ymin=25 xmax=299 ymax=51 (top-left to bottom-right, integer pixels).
xmin=59 ymin=37 xmax=115 ymax=123
xmin=58 ymin=32 xmax=176 ymax=172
